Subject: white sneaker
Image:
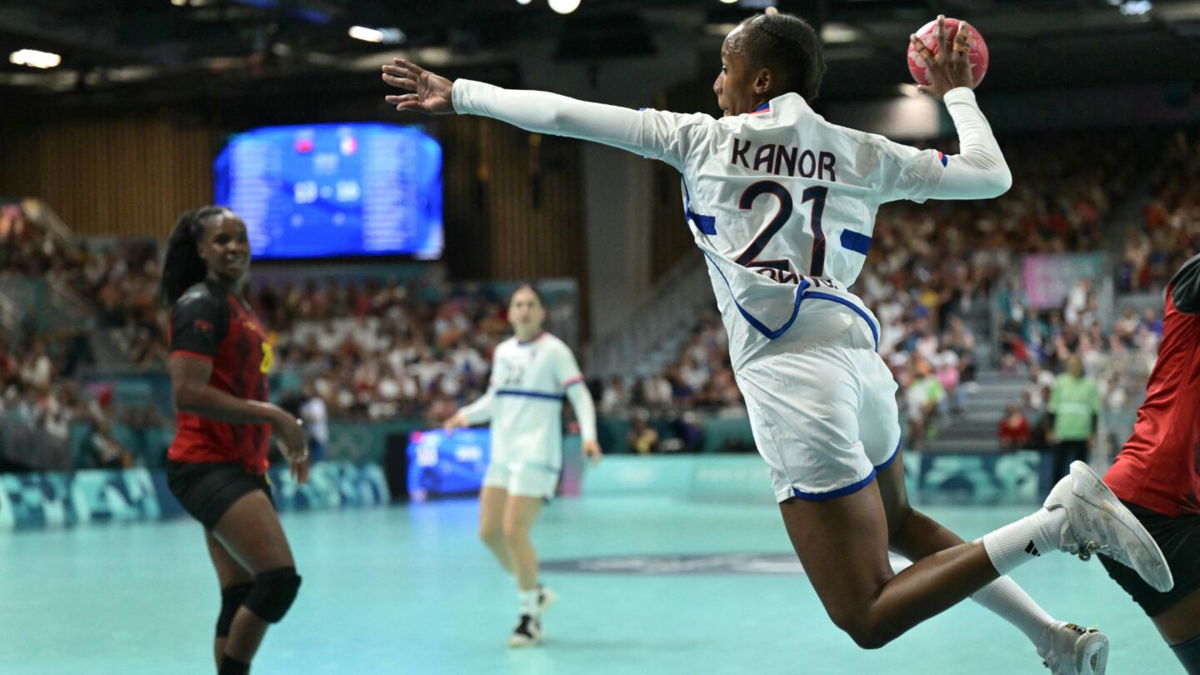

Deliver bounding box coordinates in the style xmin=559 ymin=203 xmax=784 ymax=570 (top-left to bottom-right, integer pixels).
xmin=507 ymin=614 xmax=542 ymax=648
xmin=1045 ymin=461 xmax=1174 ymax=593
xmin=538 ymin=586 xmax=557 ymax=614
xmin=1037 ymin=621 xmax=1109 ymax=675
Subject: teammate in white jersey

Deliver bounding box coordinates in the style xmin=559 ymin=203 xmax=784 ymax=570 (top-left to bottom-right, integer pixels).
xmin=388 ymin=13 xmax=1171 ymax=671
xmin=444 ymin=284 xmax=601 ymax=647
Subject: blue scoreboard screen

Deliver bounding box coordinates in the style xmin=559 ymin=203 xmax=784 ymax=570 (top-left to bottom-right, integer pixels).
xmin=406 ymin=428 xmax=490 ymax=499
xmin=214 ymin=123 xmax=442 ymax=260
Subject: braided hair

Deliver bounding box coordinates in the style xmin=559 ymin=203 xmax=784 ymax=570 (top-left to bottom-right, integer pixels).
xmin=730 ymin=11 xmax=826 ymax=102
xmin=157 ymin=205 xmax=234 ymax=307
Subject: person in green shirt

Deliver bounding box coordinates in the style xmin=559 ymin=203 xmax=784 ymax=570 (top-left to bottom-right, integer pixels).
xmin=1044 ymin=354 xmax=1101 ymax=495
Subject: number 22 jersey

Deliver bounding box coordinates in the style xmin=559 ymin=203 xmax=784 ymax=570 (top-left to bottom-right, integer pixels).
xmin=458 ymin=333 xmax=585 ymax=467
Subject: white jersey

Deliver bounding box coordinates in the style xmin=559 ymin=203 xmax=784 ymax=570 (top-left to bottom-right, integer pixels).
xmin=453 ymin=83 xmax=1009 ymax=370
xmin=459 ymin=333 xmax=587 ymax=467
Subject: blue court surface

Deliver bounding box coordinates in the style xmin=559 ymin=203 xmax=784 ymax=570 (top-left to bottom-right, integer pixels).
xmin=0 ymin=489 xmax=1180 ymax=674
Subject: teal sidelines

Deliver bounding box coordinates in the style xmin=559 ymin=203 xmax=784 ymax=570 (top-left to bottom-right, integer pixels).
xmin=583 ymin=451 xmax=1043 ymax=506
xmin=0 ymin=461 xmax=389 ymax=531
xmin=1 ymin=450 xmax=1046 ymax=531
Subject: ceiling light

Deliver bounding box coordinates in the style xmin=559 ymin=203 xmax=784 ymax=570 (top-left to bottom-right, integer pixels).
xmin=170 ymin=0 xmax=187 ymax=6
xmin=348 ymin=26 xmax=405 ymax=44
xmin=10 ymin=49 xmax=61 ymax=69
xmin=820 ymin=22 xmax=861 ymax=44
xmin=348 ymin=26 xmax=384 ymax=43
xmin=516 ymin=0 xmax=532 ymax=5
xmin=548 ymin=0 xmax=581 ymax=15
xmin=1119 ymin=1 xmax=1152 ymax=16
xmin=720 ymin=0 xmax=739 ymax=4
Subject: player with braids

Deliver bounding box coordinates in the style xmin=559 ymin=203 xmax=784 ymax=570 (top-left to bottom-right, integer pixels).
xmin=160 ymin=206 xmax=309 ymax=675
xmin=385 ymin=11 xmax=1172 ymax=671
xmin=728 ymin=11 xmax=825 ymax=103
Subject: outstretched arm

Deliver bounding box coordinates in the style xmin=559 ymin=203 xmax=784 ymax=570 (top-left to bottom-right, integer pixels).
xmin=381 ymin=58 xmax=456 ymax=114
xmin=383 ymin=58 xmax=690 ymax=166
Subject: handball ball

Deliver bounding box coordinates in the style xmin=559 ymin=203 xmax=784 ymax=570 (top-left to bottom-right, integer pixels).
xmin=906 ymin=18 xmax=989 ymax=87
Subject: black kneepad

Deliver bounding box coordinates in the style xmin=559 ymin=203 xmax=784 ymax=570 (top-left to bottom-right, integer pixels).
xmin=1173 ymin=634 xmax=1200 ymax=675
xmin=216 ymin=582 xmax=255 ymax=637
xmin=243 ymin=567 xmax=302 ymax=623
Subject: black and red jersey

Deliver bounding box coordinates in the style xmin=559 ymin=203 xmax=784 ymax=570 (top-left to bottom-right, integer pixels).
xmin=167 ymin=279 xmax=272 ymax=474
xmin=1106 ymin=254 xmax=1200 ymax=516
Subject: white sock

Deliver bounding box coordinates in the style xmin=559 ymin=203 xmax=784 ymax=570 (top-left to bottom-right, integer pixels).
xmin=980 ymin=508 xmax=1068 ymax=576
xmin=971 ymin=576 xmax=1056 ymax=646
xmin=519 ymin=588 xmax=540 ymax=617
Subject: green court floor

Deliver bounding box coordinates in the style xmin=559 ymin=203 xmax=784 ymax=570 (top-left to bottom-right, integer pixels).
xmin=0 ymin=496 xmax=1180 ymax=674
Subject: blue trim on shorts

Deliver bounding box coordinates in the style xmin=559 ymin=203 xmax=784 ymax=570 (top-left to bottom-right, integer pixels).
xmin=791 ymin=470 xmax=877 ymax=501
xmin=803 ymin=291 xmax=880 ymax=351
xmin=874 ymin=438 xmax=902 ymax=471
xmin=496 ymin=389 xmax=563 ymax=401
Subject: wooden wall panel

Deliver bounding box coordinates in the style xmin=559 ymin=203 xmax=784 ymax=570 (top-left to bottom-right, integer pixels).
xmin=471 ymin=119 xmax=584 ymax=281
xmin=0 ymin=111 xmax=586 ymax=299
xmin=1 ymin=116 xmax=214 ymax=239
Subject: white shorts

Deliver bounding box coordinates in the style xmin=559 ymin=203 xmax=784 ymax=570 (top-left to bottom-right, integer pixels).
xmin=482 ymin=460 xmax=560 ymax=499
xmin=736 ymin=341 xmax=902 ymax=503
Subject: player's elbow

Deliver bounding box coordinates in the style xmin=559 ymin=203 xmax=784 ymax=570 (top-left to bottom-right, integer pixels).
xmin=988 ymin=165 xmax=1013 ymax=197
xmin=969 ymin=162 xmax=1011 ymax=199
xmin=171 ymin=383 xmax=204 ymax=414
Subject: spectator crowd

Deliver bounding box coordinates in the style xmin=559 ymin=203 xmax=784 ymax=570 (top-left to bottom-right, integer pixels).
xmin=1 ymin=126 xmax=1197 ymax=465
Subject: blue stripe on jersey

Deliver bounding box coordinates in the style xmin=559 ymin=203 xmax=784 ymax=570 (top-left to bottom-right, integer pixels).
xmin=804 ymin=291 xmax=880 ymax=351
xmin=839 ymin=230 xmax=872 ymax=255
xmin=689 ymin=210 xmax=717 ymax=235
xmin=496 ymin=389 xmax=563 ymax=401
xmin=683 ymin=181 xmax=717 ymax=235
xmin=792 ymin=470 xmax=876 ymax=501
xmin=703 ymin=251 xmax=810 ymax=340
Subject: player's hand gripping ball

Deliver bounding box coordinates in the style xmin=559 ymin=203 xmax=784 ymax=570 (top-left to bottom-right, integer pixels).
xmin=907 ymin=18 xmax=989 ymax=87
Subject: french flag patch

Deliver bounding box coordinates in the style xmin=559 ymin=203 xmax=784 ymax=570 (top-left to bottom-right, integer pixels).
xmin=937 ymin=151 xmax=949 ymax=167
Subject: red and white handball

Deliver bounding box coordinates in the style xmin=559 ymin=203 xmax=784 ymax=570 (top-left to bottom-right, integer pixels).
xmin=906 ymin=18 xmax=989 ymax=87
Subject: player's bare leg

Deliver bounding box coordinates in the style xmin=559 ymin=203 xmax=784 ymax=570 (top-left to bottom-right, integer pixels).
xmin=205 ymin=531 xmax=254 ymax=668
xmin=503 ymin=494 xmax=546 ymax=646
xmin=1152 ymin=588 xmax=1200 ymax=672
xmin=479 ymin=485 xmax=514 ymax=573
xmin=1154 ymin=587 xmax=1200 ymax=644
xmin=503 ymin=495 xmax=544 ymax=593
xmin=211 ymin=491 xmax=300 ymax=673
xmin=779 ymin=480 xmax=1000 ymax=648
xmin=877 ymin=453 xmax=1108 ymax=674
xmin=782 ymin=456 xmax=1171 ymax=651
